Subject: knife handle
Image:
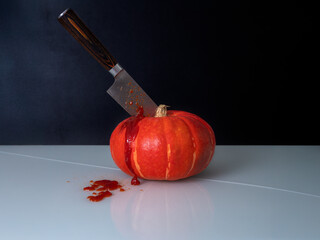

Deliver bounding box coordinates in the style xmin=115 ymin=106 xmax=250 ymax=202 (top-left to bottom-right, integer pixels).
xmin=58 ymin=9 xmax=117 ymax=71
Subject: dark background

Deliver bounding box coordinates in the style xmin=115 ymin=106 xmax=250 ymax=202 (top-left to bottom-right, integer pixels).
xmin=0 ymin=0 xmax=318 ymax=145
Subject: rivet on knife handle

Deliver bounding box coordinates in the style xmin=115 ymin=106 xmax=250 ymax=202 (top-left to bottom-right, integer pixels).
xmin=58 ymin=8 xmax=117 ymax=71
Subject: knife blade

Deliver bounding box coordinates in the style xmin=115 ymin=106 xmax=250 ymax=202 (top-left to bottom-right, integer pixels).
xmin=58 ymin=9 xmax=158 ymax=117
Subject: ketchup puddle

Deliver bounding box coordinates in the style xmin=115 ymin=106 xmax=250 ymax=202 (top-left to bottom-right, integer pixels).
xmin=83 ymin=180 xmax=123 ymax=202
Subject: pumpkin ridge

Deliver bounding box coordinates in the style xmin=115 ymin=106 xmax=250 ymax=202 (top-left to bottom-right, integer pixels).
xmin=181 ymin=115 xmax=216 ymax=167
xmin=132 ymin=136 xmax=144 ymax=178
xmin=178 ymin=117 xmax=197 ymax=178
xmin=161 ymin=117 xmax=171 ymax=180
xmin=180 ymin=115 xmax=216 ymax=174
xmin=133 ymin=119 xmax=149 ymax=178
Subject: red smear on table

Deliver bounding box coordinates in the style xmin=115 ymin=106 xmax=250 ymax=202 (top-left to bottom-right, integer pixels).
xmin=84 ymin=180 xmax=122 ymax=202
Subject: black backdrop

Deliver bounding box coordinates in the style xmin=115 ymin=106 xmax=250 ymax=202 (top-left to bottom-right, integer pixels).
xmin=0 ymin=0 xmax=318 ymax=145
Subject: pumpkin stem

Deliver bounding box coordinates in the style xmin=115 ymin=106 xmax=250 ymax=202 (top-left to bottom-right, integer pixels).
xmin=155 ymin=104 xmax=169 ymax=117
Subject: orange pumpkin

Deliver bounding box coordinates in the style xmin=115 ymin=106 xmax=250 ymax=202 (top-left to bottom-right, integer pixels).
xmin=110 ymin=105 xmax=215 ymax=181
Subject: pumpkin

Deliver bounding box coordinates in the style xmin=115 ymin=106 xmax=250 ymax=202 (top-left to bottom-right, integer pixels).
xmin=110 ymin=105 xmax=215 ymax=181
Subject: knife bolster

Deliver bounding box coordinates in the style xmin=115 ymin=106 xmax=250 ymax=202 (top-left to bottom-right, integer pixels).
xmin=109 ymin=64 xmax=123 ymax=77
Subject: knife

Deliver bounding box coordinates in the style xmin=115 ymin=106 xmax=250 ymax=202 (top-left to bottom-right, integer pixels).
xmin=58 ymin=9 xmax=158 ymax=117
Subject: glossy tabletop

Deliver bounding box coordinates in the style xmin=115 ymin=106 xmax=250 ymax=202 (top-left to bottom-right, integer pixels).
xmin=0 ymin=146 xmax=320 ymax=240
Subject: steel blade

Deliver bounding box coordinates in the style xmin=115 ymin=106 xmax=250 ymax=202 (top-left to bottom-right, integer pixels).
xmin=107 ymin=69 xmax=158 ymax=117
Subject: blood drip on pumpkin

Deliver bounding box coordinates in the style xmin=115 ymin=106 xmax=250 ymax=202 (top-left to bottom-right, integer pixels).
xmin=124 ymin=106 xmax=145 ymax=185
xmin=83 ymin=180 xmax=122 ymax=202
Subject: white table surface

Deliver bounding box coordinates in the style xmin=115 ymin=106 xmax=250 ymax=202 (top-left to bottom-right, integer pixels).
xmin=0 ymin=145 xmax=319 ymax=240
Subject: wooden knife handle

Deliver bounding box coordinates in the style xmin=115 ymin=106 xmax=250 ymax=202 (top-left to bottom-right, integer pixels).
xmin=58 ymin=8 xmax=117 ymax=71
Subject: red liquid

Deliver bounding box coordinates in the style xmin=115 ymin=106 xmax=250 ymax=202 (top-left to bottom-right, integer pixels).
xmin=87 ymin=191 xmax=112 ymax=202
xmin=131 ymin=176 xmax=140 ymax=185
xmin=83 ymin=180 xmax=122 ymax=202
xmin=124 ymin=106 xmax=144 ymax=185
